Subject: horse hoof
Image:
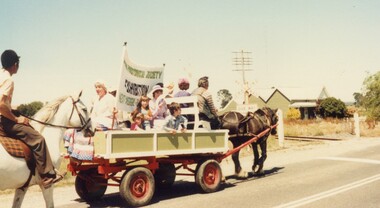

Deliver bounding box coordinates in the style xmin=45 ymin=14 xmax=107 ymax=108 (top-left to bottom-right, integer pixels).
xmin=252 ymin=164 xmax=259 ymax=173
xmin=253 ymin=165 xmax=264 ymax=175
xmin=235 ymin=170 xmax=248 ymax=179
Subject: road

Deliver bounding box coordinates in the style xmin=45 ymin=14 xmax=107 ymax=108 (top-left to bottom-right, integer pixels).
xmin=2 ymin=137 xmax=380 ymax=208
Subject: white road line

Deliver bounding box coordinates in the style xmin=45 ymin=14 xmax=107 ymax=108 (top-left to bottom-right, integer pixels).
xmin=318 ymin=156 xmax=380 ymax=164
xmin=274 ymin=173 xmax=380 ymax=208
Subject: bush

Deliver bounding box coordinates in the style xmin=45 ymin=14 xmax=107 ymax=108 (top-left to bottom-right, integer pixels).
xmin=286 ymin=108 xmax=301 ymax=120
xmin=318 ymin=97 xmax=347 ymax=118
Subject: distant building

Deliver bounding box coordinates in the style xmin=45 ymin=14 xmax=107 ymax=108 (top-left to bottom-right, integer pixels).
xmin=219 ymin=86 xmax=330 ymax=119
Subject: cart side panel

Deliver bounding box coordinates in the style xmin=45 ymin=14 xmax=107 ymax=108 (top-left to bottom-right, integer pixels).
xmin=157 ymin=132 xmax=193 ymax=151
xmin=111 ymin=133 xmax=154 ymax=153
xmin=94 ymin=131 xmax=106 ymax=155
xmin=195 ymin=132 xmax=226 ymax=149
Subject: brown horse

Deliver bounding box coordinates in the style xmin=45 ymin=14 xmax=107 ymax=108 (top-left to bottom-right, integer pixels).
xmin=220 ymin=107 xmax=278 ymax=178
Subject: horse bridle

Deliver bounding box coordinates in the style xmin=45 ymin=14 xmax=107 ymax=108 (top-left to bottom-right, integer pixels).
xmin=67 ymin=96 xmax=92 ymax=131
xmin=21 ymin=96 xmax=91 ymax=131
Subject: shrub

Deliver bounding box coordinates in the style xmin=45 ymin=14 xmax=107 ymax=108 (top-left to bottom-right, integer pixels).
xmin=318 ymin=97 xmax=347 ymax=118
xmin=286 ymin=108 xmax=301 ymax=120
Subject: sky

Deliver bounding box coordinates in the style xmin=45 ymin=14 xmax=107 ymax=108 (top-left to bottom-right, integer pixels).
xmin=1 ymin=0 xmax=380 ymax=107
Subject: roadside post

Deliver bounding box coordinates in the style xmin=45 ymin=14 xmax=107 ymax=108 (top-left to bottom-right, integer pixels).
xmin=354 ymin=112 xmax=360 ymax=139
xmin=277 ymin=109 xmax=284 ymax=147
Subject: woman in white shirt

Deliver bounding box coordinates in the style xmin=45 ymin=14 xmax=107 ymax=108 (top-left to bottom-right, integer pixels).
xmin=90 ymin=81 xmax=117 ymax=130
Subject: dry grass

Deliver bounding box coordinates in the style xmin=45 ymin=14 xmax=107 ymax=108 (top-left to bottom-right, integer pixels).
xmin=284 ymin=118 xmax=380 ymax=138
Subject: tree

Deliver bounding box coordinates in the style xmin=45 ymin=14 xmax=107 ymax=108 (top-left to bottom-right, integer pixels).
xmin=317 ymin=97 xmax=347 ymax=118
xmin=217 ymin=89 xmax=233 ymax=109
xmin=353 ymin=92 xmax=364 ymax=107
xmin=361 ymin=71 xmax=380 ymax=120
xmin=17 ymin=101 xmax=44 ymax=117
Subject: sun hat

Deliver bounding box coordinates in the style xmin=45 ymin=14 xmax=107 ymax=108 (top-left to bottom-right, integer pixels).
xmin=150 ymin=84 xmax=163 ymax=95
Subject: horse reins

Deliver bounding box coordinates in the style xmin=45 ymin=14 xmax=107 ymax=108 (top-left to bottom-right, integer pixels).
xmin=19 ymin=96 xmax=91 ymax=131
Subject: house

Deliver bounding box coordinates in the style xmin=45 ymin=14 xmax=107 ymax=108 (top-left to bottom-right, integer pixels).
xmin=219 ymin=86 xmax=330 ymax=119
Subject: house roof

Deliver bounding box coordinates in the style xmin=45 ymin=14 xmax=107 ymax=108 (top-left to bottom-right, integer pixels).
xmin=254 ymin=86 xmax=330 ymax=102
xmin=289 ymin=102 xmax=317 ymax=108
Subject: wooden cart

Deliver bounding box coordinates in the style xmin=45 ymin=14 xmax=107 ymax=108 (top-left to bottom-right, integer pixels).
xmin=66 ymin=96 xmax=274 ymax=207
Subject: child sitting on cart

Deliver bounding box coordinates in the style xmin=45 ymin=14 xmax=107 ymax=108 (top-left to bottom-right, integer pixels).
xmin=131 ymin=95 xmax=153 ymax=130
xmin=163 ymin=102 xmax=188 ymax=134
xmin=130 ymin=112 xmax=144 ymax=131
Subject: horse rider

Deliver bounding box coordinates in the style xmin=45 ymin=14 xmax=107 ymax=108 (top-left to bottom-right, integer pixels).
xmin=191 ymin=76 xmax=221 ymax=129
xmin=0 ymin=49 xmax=64 ymax=188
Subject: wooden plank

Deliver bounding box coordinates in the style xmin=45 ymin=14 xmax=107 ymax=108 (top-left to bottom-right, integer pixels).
xmin=157 ymin=132 xmax=193 ymax=151
xmin=93 ymin=131 xmax=106 ymax=155
xmin=111 ymin=133 xmax=154 ymax=153
xmin=195 ymin=132 xmax=226 ymax=149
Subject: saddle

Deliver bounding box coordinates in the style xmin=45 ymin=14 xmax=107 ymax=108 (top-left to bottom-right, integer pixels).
xmin=0 ymin=126 xmax=35 ymax=172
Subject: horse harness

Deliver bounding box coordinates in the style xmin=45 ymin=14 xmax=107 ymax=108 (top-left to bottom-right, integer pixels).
xmin=225 ymin=110 xmax=272 ymax=138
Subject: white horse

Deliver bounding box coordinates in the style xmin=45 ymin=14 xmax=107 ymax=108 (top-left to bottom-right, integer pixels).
xmin=0 ymin=92 xmax=92 ymax=208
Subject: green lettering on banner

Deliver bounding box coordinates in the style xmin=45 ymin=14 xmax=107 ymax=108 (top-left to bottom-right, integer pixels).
xmin=145 ymin=71 xmax=163 ymax=79
xmin=119 ymin=94 xmax=136 ymax=106
xmin=124 ymin=61 xmax=145 ymax=78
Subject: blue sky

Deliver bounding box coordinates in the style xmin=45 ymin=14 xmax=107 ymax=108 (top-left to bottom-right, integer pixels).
xmin=1 ymin=0 xmax=380 ymax=106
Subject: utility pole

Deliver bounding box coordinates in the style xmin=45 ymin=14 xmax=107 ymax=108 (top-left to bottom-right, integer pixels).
xmin=232 ymin=50 xmax=252 ymax=104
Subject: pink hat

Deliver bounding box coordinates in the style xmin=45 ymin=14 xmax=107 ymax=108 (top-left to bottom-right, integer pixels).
xmin=178 ymin=78 xmax=189 ymax=85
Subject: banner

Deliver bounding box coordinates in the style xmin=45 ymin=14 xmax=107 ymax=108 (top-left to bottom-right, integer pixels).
xmin=116 ymin=45 xmax=164 ymax=112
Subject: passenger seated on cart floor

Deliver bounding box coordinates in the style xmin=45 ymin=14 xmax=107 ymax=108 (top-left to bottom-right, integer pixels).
xmin=131 ymin=95 xmax=152 ymax=130
xmin=130 ymin=112 xmax=144 ymax=131
xmin=163 ymin=102 xmax=188 ymax=134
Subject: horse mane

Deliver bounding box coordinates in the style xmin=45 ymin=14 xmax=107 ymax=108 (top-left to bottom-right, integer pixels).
xmin=33 ymin=95 xmax=70 ymax=123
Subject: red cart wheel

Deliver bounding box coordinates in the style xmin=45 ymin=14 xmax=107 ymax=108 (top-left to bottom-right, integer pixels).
xmin=195 ymin=159 xmax=222 ymax=193
xmin=120 ymin=167 xmax=155 ymax=207
xmin=75 ymin=168 xmax=107 ymax=202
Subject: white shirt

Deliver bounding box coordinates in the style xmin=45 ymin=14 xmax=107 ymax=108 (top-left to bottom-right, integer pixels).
xmin=0 ymin=69 xmax=14 ymax=105
xmin=91 ymin=93 xmax=116 ymax=129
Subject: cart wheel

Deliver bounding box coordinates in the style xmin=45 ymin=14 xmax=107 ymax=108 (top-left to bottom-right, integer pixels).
xmin=154 ymin=163 xmax=176 ymax=189
xmin=195 ymin=160 xmax=222 ymax=193
xmin=75 ymin=168 xmax=107 ymax=202
xmin=120 ymin=167 xmax=155 ymax=207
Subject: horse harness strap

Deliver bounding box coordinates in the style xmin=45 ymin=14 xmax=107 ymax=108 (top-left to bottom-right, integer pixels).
xmin=20 ymin=96 xmax=91 ymax=131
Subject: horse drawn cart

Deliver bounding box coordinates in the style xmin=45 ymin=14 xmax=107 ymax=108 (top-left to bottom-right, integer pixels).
xmin=65 ymin=96 xmax=276 ymax=207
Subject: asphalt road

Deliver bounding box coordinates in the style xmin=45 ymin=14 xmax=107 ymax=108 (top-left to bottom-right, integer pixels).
xmin=2 ymin=137 xmax=380 ymax=208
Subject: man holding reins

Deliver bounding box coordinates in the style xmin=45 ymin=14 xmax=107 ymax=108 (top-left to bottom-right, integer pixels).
xmin=0 ymin=49 xmax=63 ymax=188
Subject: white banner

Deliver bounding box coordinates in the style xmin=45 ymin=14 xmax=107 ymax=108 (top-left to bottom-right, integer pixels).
xmin=116 ymin=45 xmax=164 ymax=112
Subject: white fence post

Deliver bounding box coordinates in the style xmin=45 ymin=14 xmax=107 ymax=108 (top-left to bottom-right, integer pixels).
xmin=354 ymin=112 xmax=360 ymax=139
xmin=277 ymin=109 xmax=284 ymax=147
